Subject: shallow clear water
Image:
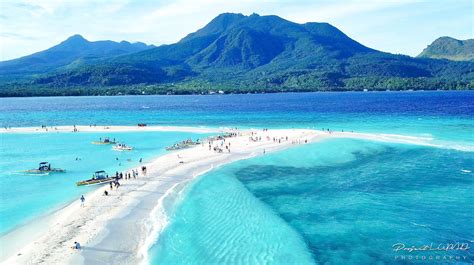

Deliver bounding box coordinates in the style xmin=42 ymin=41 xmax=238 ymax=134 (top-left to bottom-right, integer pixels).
xmin=0 ymin=131 xmax=206 ymax=235
xmin=0 ymin=91 xmax=473 ymax=264
xmin=150 ymin=139 xmax=474 ymax=264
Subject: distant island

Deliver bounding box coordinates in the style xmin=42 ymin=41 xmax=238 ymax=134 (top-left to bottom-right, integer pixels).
xmin=1 ymin=13 xmax=473 ymax=97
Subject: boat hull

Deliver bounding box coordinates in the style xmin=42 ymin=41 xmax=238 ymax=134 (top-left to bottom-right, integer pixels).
xmin=91 ymin=141 xmax=116 ymax=145
xmin=76 ymin=178 xmax=115 ymax=186
xmin=24 ymin=168 xmax=66 ymax=174
xmin=112 ymin=147 xmax=133 ymax=151
xmin=166 ymin=143 xmax=199 ymax=151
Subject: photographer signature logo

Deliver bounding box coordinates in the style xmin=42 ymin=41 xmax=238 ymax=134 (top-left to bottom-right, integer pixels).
xmin=392 ymin=242 xmax=471 ymax=263
xmin=392 ymin=242 xmax=470 ymax=252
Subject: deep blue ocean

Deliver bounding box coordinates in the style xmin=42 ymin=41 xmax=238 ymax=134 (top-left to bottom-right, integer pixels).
xmin=0 ymin=91 xmax=473 ymax=264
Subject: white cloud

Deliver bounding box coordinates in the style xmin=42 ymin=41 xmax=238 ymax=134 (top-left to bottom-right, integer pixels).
xmin=0 ymin=0 xmax=472 ymax=60
xmin=280 ymin=0 xmax=418 ymax=22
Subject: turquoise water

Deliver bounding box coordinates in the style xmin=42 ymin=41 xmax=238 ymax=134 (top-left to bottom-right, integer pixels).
xmin=150 ymin=139 xmax=474 ymax=264
xmin=0 ymin=92 xmax=473 ymax=264
xmin=0 ymin=131 xmax=207 ymax=235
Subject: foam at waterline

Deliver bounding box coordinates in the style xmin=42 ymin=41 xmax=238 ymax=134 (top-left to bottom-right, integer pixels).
xmin=3 ymin=125 xmax=470 ymax=152
xmin=149 ymin=163 xmax=315 ymax=265
xmin=142 ymin=129 xmax=471 ymax=263
xmin=139 ymin=182 xmax=180 ymax=265
xmin=140 ymin=165 xmax=217 ymax=265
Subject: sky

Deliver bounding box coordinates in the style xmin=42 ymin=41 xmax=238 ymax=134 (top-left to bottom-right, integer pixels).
xmin=0 ymin=0 xmax=472 ymax=61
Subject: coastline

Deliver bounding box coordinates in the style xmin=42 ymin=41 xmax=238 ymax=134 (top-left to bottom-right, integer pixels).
xmin=1 ymin=90 xmax=466 ymax=98
xmin=1 ymin=126 xmax=470 ymax=264
xmin=1 ymin=128 xmax=323 ymax=264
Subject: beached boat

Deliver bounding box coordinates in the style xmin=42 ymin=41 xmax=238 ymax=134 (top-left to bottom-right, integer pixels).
xmin=208 ymin=133 xmax=234 ymax=142
xmin=112 ymin=143 xmax=133 ymax=151
xmin=91 ymin=137 xmax=116 ymax=145
xmin=76 ymin=170 xmax=115 ymax=186
xmin=24 ymin=162 xmax=65 ymax=174
xmin=166 ymin=139 xmax=200 ymax=151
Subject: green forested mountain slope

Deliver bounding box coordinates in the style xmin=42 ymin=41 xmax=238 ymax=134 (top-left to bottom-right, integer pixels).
xmin=1 ymin=13 xmax=473 ymax=96
xmin=418 ymin=37 xmax=474 ymax=62
xmin=0 ymin=34 xmax=153 ymax=80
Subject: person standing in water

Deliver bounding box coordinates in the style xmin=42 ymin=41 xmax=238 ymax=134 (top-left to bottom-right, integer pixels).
xmin=80 ymin=195 xmax=85 ymax=207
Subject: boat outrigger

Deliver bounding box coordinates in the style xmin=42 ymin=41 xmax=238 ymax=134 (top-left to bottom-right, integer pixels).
xmin=24 ymin=162 xmax=65 ymax=174
xmin=92 ymin=137 xmax=116 ymax=145
xmin=112 ymin=143 xmax=133 ymax=151
xmin=166 ymin=139 xmax=200 ymax=151
xmin=76 ymin=170 xmax=115 ymax=186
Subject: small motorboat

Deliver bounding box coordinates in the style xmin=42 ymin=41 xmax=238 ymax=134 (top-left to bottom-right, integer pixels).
xmin=24 ymin=162 xmax=66 ymax=174
xmin=76 ymin=170 xmax=115 ymax=186
xmin=92 ymin=137 xmax=116 ymax=145
xmin=112 ymin=143 xmax=133 ymax=151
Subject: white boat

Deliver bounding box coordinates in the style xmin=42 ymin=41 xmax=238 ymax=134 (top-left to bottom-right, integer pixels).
xmin=112 ymin=143 xmax=133 ymax=151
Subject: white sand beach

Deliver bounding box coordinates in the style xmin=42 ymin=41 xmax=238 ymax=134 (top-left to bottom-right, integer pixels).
xmin=1 ymin=128 xmax=325 ymax=265
xmin=0 ymin=126 xmax=464 ymax=265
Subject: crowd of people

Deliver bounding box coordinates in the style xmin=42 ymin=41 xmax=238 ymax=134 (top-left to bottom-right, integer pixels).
xmin=73 ymin=128 xmax=317 ymax=251
xmin=106 ymin=167 xmax=146 ymax=193
xmin=208 ymin=134 xmax=233 ymax=153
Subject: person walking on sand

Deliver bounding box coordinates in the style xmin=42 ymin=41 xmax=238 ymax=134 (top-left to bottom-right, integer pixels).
xmin=80 ymin=195 xmax=85 ymax=207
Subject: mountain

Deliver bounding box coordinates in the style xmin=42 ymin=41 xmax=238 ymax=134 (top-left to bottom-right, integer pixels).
xmin=0 ymin=35 xmax=153 ymax=80
xmin=418 ymin=37 xmax=474 ymax=61
xmin=1 ymin=13 xmax=473 ymax=96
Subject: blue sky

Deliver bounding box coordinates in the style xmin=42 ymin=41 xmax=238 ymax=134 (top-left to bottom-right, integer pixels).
xmin=0 ymin=0 xmax=472 ymax=61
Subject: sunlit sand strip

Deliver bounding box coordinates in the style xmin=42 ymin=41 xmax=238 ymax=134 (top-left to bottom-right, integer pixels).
xmin=2 ymin=125 xmax=470 ymax=152
xmin=1 ymin=127 xmax=471 ymax=265
xmin=1 ymin=129 xmax=324 ymax=265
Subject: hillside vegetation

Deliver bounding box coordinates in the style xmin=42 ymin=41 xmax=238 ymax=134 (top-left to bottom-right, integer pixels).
xmin=1 ymin=13 xmax=473 ymax=96
xmin=418 ymin=37 xmax=474 ymax=62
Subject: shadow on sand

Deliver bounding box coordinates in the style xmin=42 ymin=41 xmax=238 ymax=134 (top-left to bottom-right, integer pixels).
xmin=81 ymin=246 xmax=132 ymax=255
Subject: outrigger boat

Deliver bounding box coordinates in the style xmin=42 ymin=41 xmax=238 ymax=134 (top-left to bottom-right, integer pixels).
xmin=24 ymin=162 xmax=65 ymax=174
xmin=166 ymin=139 xmax=200 ymax=151
xmin=76 ymin=170 xmax=115 ymax=186
xmin=112 ymin=143 xmax=133 ymax=151
xmin=91 ymin=137 xmax=116 ymax=145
